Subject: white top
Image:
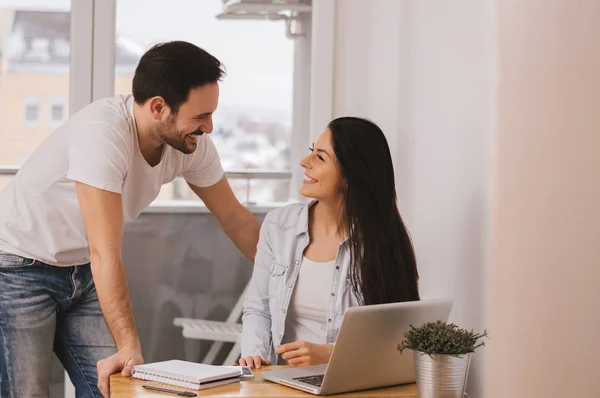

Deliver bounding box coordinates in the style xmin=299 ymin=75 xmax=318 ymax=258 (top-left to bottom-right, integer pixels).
xmin=282 ymin=256 xmax=336 ymax=345
xmin=0 ymin=94 xmax=223 ymax=266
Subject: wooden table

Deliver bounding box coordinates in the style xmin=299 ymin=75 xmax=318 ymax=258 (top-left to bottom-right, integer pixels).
xmin=110 ymin=366 xmax=418 ymax=397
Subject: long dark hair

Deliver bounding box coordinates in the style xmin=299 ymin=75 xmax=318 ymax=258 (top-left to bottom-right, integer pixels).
xmin=328 ymin=117 xmax=420 ymax=305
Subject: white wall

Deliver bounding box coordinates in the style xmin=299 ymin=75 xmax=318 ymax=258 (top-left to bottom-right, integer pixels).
xmin=403 ymin=4 xmax=496 ymax=396
xmin=311 ymin=1 xmax=496 ymax=396
xmin=312 ymin=1 xmax=600 ymax=396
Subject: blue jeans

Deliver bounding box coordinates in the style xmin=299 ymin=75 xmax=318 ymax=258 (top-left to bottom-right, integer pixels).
xmin=0 ymin=251 xmax=117 ymax=397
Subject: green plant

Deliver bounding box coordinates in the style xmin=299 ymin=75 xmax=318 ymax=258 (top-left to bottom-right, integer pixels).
xmin=397 ymin=320 xmax=488 ymax=357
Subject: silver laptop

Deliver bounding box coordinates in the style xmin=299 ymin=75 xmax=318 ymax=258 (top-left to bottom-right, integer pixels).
xmin=260 ymin=298 xmax=453 ymax=395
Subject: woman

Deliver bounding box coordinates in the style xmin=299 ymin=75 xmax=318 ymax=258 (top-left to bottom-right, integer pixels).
xmin=239 ymin=117 xmax=419 ymax=369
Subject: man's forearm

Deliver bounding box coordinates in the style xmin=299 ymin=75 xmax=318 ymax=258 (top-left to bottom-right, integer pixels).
xmin=90 ymin=253 xmax=141 ymax=352
xmin=223 ymin=207 xmax=260 ymax=261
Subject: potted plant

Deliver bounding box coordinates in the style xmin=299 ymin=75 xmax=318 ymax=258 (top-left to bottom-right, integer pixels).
xmin=397 ymin=321 xmax=488 ymax=398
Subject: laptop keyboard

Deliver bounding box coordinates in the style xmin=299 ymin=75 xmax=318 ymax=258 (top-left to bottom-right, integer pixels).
xmin=293 ymin=374 xmax=325 ymax=387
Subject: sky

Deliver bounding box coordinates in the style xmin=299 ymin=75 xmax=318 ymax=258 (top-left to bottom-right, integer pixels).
xmin=0 ymin=0 xmax=295 ymax=113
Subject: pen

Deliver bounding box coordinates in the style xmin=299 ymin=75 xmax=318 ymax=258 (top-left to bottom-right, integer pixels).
xmin=142 ymin=385 xmax=197 ymax=397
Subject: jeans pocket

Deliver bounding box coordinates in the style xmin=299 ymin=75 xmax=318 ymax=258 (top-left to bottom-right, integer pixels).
xmin=0 ymin=251 xmax=36 ymax=269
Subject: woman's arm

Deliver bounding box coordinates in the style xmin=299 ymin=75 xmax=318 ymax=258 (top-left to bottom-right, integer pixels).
xmin=240 ymin=217 xmax=275 ymax=367
xmin=276 ymin=341 xmax=334 ymax=366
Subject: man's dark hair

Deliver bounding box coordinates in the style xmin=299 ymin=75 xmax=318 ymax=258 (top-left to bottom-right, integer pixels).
xmin=132 ymin=41 xmax=225 ymax=113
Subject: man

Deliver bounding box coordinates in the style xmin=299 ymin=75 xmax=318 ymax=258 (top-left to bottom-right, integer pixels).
xmin=0 ymin=41 xmax=260 ymax=397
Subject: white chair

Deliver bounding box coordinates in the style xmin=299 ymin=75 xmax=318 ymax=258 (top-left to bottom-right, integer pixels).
xmin=64 ymin=372 xmax=75 ymax=398
xmin=173 ymin=280 xmax=250 ymax=366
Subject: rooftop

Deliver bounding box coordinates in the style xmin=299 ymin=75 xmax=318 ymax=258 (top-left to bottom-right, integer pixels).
xmin=2 ymin=9 xmax=143 ymax=71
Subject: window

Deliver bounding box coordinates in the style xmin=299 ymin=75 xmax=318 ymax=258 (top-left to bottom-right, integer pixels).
xmin=0 ymin=0 xmax=312 ymax=206
xmin=50 ymin=96 xmax=66 ymax=124
xmin=51 ymin=103 xmax=64 ymax=122
xmin=114 ymin=0 xmax=300 ymax=204
xmin=0 ymin=2 xmax=71 ymax=172
xmin=23 ymin=98 xmax=41 ymax=124
xmin=0 ymin=0 xmax=74 ymax=392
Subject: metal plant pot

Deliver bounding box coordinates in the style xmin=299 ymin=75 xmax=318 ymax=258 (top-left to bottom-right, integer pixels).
xmin=413 ymin=351 xmax=471 ymax=398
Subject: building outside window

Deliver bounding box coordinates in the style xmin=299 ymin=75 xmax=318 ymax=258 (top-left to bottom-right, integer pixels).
xmin=23 ymin=97 xmax=41 ymax=124
xmin=50 ymin=96 xmax=65 ymax=124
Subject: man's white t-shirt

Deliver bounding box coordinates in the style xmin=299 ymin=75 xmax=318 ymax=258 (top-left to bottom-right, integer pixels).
xmin=0 ymin=94 xmax=224 ymax=266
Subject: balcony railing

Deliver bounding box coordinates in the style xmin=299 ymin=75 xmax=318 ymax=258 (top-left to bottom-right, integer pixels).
xmin=0 ymin=165 xmax=292 ymax=210
xmin=0 ymin=166 xmax=18 ymax=175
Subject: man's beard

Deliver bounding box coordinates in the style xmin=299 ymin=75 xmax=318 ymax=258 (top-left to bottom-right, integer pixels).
xmin=156 ymin=118 xmax=203 ymax=155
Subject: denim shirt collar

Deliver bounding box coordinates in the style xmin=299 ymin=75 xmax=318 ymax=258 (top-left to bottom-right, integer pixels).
xmin=294 ymin=199 xmax=351 ymax=250
xmin=294 ymin=199 xmax=318 ymax=236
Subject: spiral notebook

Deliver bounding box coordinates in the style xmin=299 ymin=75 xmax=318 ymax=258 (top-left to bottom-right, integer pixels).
xmin=132 ymin=360 xmax=243 ymax=390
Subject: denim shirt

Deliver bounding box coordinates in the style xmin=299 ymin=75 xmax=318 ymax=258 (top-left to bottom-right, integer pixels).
xmin=241 ymin=201 xmax=362 ymax=364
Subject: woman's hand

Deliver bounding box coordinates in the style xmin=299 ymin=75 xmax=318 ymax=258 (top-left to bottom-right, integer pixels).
xmin=237 ymin=356 xmax=272 ymax=369
xmin=276 ymin=341 xmax=334 ymax=366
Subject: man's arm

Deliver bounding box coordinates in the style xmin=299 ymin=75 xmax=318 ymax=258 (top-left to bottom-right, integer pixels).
xmin=189 ymin=176 xmax=260 ymax=261
xmin=75 ymin=182 xmax=143 ymax=397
